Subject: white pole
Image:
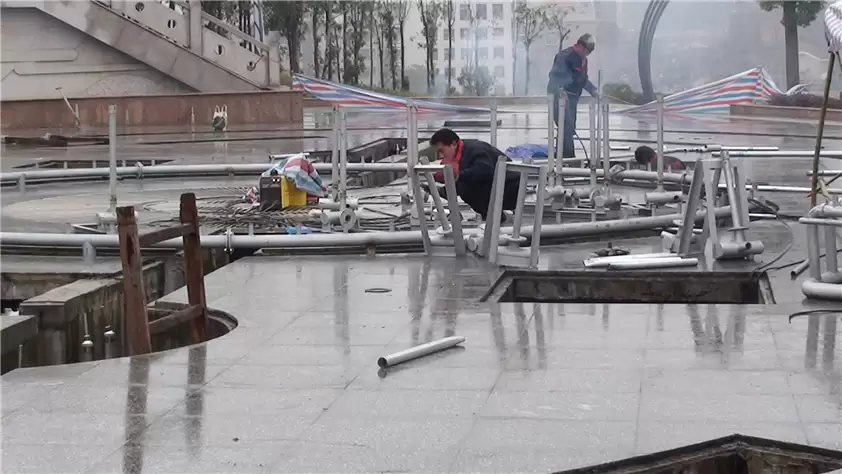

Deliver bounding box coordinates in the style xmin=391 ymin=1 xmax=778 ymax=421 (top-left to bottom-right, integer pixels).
xmin=556 ymin=93 xmax=566 ymax=184
xmin=108 ymin=104 xmax=117 ymax=213
xmin=588 ymin=102 xmax=597 ymax=187
xmin=338 ymin=108 xmax=348 ymax=212
xmin=490 ymin=99 xmax=498 ymax=148
xmin=546 ymin=93 xmax=556 ymax=187
xmin=656 ymin=94 xmax=665 ymax=191
xmin=331 ymin=105 xmax=340 ymax=201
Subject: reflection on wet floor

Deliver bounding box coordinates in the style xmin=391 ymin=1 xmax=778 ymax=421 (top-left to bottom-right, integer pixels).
xmin=3 ymin=255 xmax=839 ymax=473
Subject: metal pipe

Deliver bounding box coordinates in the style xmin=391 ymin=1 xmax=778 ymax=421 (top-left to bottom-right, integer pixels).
xmin=583 ymin=252 xmax=674 ymax=268
xmin=0 ymin=204 xmax=742 ymax=250
xmin=318 ymin=198 xmax=359 ymax=210
xmin=108 ymin=105 xmax=117 ymax=213
xmin=601 ymin=103 xmax=611 ymax=184
xmin=338 ymin=108 xmax=348 ymax=211
xmin=490 ymin=99 xmax=498 ymax=148
xmin=377 ymin=336 xmax=465 ymax=368
xmin=595 ymin=71 xmax=603 ymax=171
xmin=716 ymin=151 xmax=842 ymax=158
xmin=791 ymin=259 xmax=810 ymax=278
xmin=807 ymin=223 xmax=823 ymax=280
xmin=546 ymin=93 xmax=556 ymax=187
xmin=589 ymin=102 xmax=597 ymax=186
xmin=645 ymin=191 xmax=683 ymax=205
xmin=1 ymin=162 xmax=410 ymax=184
xmin=800 ymin=217 xmax=842 ymax=227
xmin=331 ymin=105 xmax=339 ymax=195
xmin=802 ymin=278 xmax=842 ymax=301
xmin=826 ymin=225 xmax=839 ymax=274
xmin=555 ymin=92 xmax=566 ymax=182
xmin=656 ymin=94 xmax=665 ymax=191
xmin=807 ymin=203 xmax=842 ymax=219
xmin=608 ymin=257 xmax=699 ymax=270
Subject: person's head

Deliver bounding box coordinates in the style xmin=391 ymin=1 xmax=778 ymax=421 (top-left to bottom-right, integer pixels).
xmin=576 ymin=33 xmax=595 ymax=56
xmin=635 ymin=145 xmax=657 ymax=165
xmin=430 ymin=128 xmax=461 ymax=161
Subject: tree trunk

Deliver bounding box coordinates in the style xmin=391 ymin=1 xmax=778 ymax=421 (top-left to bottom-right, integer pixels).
xmin=342 ymin=7 xmax=348 ymax=82
xmin=525 ymin=44 xmax=531 ymax=95
xmin=378 ymin=31 xmax=385 ymax=88
xmin=782 ymin=1 xmax=800 ymax=89
xmin=324 ymin=7 xmax=333 ymax=80
xmin=369 ymin=14 xmax=374 ymax=86
xmin=400 ymin=23 xmax=406 ymax=90
xmin=388 ymin=33 xmax=397 ymax=89
xmin=312 ymin=10 xmax=320 ymax=78
xmin=447 ymin=26 xmax=453 ymax=93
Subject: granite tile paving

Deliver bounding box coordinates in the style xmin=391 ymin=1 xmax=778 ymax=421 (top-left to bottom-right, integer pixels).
xmin=2 ymin=254 xmax=841 ymax=473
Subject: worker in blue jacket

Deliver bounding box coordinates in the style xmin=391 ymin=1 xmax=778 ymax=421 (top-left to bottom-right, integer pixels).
xmin=547 ymin=33 xmax=598 ymax=159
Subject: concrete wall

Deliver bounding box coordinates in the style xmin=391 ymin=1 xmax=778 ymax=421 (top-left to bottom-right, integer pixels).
xmin=1 ymin=89 xmax=305 ymax=131
xmin=0 ymin=7 xmax=194 ymax=101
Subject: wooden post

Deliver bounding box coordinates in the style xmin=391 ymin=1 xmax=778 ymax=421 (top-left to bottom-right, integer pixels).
xmin=116 ymin=206 xmax=151 ymax=355
xmin=179 ymin=193 xmax=208 ymax=343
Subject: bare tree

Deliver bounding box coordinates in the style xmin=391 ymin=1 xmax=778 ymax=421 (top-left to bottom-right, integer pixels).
xmin=510 ymin=0 xmax=518 ymax=94
xmin=544 ymin=3 xmax=575 ymax=52
xmin=373 ymin=3 xmax=386 ymax=87
xmin=378 ymin=1 xmax=398 ymax=88
xmin=513 ymin=2 xmax=547 ymax=95
xmin=396 ymin=0 xmax=411 ymax=90
xmin=308 ymin=2 xmax=323 ymax=77
xmin=417 ymin=0 xmax=442 ymax=92
xmin=443 ymin=0 xmax=455 ymax=93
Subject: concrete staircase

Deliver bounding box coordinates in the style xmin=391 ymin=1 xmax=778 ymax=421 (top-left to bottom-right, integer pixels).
xmin=1 ymin=0 xmax=280 ymax=92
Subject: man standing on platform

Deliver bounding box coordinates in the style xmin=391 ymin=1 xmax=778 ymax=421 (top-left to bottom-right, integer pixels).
xmin=547 ymin=33 xmax=599 ymax=159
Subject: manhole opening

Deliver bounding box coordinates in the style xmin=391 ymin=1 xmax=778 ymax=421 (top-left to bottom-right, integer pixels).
xmin=555 ymin=434 xmax=842 ymax=474
xmin=484 ymin=270 xmax=772 ymax=304
xmin=13 ymin=159 xmax=172 ymax=169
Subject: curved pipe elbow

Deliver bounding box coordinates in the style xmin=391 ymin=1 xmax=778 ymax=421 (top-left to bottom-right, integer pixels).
xmin=802 ymin=278 xmax=842 ymax=301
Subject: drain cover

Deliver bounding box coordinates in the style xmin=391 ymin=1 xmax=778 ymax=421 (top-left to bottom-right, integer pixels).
xmin=365 ymin=288 xmax=392 ymax=294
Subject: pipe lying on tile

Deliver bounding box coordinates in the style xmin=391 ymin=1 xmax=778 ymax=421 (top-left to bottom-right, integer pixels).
xmin=377 ymin=336 xmax=466 ymax=368
xmin=607 ymin=257 xmax=699 ymax=270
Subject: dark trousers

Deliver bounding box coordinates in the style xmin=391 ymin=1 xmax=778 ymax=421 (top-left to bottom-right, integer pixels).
xmin=456 ymin=177 xmax=520 ymax=221
xmin=552 ymin=92 xmax=579 ymax=158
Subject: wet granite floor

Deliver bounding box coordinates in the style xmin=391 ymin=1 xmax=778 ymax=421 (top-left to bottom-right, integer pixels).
xmin=2 ymin=254 xmax=840 ymax=473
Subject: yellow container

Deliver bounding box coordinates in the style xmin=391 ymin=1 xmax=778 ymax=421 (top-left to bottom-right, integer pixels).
xmin=281 ymin=177 xmax=308 ymax=208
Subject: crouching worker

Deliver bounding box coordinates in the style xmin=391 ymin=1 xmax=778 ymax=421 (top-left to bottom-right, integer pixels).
xmin=634 ymin=145 xmax=687 ymax=171
xmin=427 ymin=128 xmax=521 ymax=222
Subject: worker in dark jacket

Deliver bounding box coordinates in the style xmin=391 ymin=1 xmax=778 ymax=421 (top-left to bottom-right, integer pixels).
xmin=547 ymin=33 xmax=598 ymax=159
xmin=634 ymin=145 xmax=687 ymax=170
xmin=428 ymin=128 xmax=520 ymax=222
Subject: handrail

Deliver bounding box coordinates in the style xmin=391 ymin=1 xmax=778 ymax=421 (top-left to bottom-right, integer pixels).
xmin=201 ymin=11 xmax=270 ymax=52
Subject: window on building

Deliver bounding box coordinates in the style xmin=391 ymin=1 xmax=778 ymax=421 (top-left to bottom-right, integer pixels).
xmin=494 ymin=65 xmax=505 ymax=78
xmin=492 ymin=3 xmax=504 ymax=20
xmin=460 ymin=48 xmax=470 ymax=60
xmin=495 ymin=85 xmax=505 ymax=95
xmin=476 ymin=3 xmax=487 ymax=20
xmin=493 ymin=46 xmax=504 ymax=59
xmin=444 ymin=48 xmax=452 ymax=60
xmin=460 ymin=28 xmax=469 ymax=39
xmin=493 ymin=27 xmax=505 ymax=38
xmin=443 ymin=29 xmax=450 ymax=41
xmin=478 ymin=47 xmax=488 ymax=60
xmin=477 ymin=28 xmax=488 ymax=40
xmin=459 ymin=4 xmax=470 ymax=20
xmin=433 ymin=48 xmax=439 ymax=59
xmin=448 ymin=67 xmax=456 ymax=78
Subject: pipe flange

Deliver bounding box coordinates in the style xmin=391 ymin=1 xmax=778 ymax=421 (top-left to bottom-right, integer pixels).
xmin=607 ymin=164 xmax=626 ymax=185
xmin=339 ymin=208 xmax=357 ymax=231
xmin=225 ymin=227 xmax=233 ymax=253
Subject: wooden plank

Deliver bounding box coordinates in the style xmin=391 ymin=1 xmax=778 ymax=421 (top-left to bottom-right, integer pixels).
xmin=138 ymin=224 xmax=194 ymax=247
xmin=148 ymin=305 xmax=202 ymax=335
xmin=116 ymin=205 xmax=151 ymax=355
xmin=179 ymin=193 xmax=209 ymax=344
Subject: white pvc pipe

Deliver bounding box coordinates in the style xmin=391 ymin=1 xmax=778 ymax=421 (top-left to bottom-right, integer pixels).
xmin=546 ymin=93 xmax=556 ymax=187
xmin=656 ymin=95 xmax=665 ymax=191
xmin=583 ymin=252 xmax=674 ymax=268
xmin=808 ymin=203 xmax=842 ymax=219
xmin=802 ymin=278 xmax=842 ymax=301
xmin=0 ymin=204 xmax=741 ymax=250
xmin=589 ymin=102 xmax=597 ymax=186
xmin=377 ymin=336 xmax=465 ymax=368
xmin=490 ymin=100 xmax=498 ymax=148
xmin=717 ymin=151 xmax=842 ymax=158
xmin=608 ymin=257 xmax=699 ymax=270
